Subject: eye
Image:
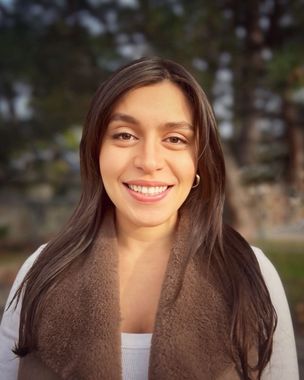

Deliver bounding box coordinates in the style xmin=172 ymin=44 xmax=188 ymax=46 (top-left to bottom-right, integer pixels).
xmin=165 ymin=136 xmax=187 ymax=144
xmin=112 ymin=132 xmax=137 ymax=141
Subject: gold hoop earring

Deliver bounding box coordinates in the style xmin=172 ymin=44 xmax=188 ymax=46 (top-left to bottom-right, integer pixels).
xmin=192 ymin=174 xmax=200 ymax=188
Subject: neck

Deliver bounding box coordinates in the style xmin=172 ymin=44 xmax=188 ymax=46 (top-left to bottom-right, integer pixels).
xmin=115 ymin=213 xmax=178 ymax=258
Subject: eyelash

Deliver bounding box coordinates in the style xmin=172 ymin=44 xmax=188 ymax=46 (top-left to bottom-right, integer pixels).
xmin=111 ymin=132 xmax=188 ymax=145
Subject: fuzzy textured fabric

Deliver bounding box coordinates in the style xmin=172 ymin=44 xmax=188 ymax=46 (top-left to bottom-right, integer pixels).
xmin=18 ymin=211 xmax=255 ymax=380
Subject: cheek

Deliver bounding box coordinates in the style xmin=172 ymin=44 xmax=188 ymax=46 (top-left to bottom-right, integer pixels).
xmin=99 ymin=148 xmax=112 ymax=183
xmin=98 ymin=154 xmax=117 ymax=204
xmin=176 ymin=154 xmax=197 ymax=182
xmin=99 ymin=147 xmax=126 ymax=184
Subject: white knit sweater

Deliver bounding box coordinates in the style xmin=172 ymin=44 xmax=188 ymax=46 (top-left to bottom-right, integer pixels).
xmin=121 ymin=332 xmax=152 ymax=380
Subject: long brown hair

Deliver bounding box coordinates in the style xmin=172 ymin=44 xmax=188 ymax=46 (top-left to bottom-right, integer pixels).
xmin=11 ymin=57 xmax=276 ymax=378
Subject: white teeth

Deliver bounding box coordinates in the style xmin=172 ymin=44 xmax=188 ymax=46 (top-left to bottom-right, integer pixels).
xmin=127 ymin=184 xmax=168 ymax=196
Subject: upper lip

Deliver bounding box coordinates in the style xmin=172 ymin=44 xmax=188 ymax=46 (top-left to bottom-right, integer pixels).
xmin=124 ymin=180 xmax=173 ymax=186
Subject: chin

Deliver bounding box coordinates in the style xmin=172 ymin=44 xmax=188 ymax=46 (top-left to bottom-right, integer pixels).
xmin=126 ymin=210 xmax=178 ymax=229
xmin=136 ymin=218 xmax=170 ymax=228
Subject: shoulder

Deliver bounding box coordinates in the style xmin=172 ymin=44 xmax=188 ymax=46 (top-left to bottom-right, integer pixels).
xmin=250 ymin=245 xmax=289 ymax=321
xmin=14 ymin=244 xmax=47 ymax=287
xmin=0 ymin=244 xmax=48 ymax=378
xmin=26 ymin=243 xmax=47 ymax=264
xmin=250 ymin=246 xmax=299 ymax=379
xmin=250 ymin=245 xmax=292 ymax=313
xmin=20 ymin=243 xmax=47 ymax=269
xmin=5 ymin=244 xmax=47 ymax=308
xmin=250 ymin=246 xmax=281 ymax=285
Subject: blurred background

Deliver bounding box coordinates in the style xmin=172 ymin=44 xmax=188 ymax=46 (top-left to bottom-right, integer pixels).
xmin=0 ymin=0 xmax=303 ymax=375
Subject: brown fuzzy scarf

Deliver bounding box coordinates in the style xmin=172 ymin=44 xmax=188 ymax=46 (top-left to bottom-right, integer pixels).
xmin=18 ymin=212 xmax=255 ymax=380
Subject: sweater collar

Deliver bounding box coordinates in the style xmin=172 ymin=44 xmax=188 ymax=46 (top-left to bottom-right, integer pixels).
xmin=20 ymin=209 xmax=247 ymax=379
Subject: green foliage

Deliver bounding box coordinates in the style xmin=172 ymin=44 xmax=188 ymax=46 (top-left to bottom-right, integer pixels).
xmin=268 ymin=44 xmax=304 ymax=90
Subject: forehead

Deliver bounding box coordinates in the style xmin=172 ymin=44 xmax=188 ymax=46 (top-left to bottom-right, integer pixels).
xmin=111 ymin=81 xmax=193 ymax=122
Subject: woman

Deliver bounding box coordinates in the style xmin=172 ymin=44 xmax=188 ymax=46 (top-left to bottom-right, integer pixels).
xmin=0 ymin=57 xmax=299 ymax=379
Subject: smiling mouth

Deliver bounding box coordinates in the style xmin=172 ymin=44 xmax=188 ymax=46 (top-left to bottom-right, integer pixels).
xmin=124 ymin=183 xmax=171 ymax=196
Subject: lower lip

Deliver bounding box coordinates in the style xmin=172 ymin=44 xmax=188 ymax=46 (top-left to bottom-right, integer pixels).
xmin=124 ymin=185 xmax=172 ymax=203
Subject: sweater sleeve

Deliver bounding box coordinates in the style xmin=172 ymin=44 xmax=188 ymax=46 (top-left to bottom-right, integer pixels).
xmin=251 ymin=246 xmax=299 ymax=380
xmin=0 ymin=245 xmax=46 ymax=380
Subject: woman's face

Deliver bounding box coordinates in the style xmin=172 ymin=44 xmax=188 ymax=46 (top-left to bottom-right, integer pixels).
xmin=99 ymin=81 xmax=197 ymax=230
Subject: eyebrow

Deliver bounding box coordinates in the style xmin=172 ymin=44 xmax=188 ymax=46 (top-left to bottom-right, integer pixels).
xmin=109 ymin=112 xmax=194 ymax=130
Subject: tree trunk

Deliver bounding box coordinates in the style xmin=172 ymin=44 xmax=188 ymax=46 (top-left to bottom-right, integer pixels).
xmin=233 ymin=0 xmax=264 ymax=166
xmin=224 ymin=151 xmax=257 ymax=239
xmin=282 ymin=97 xmax=304 ymax=193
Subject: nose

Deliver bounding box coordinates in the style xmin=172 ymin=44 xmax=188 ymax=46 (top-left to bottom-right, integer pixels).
xmin=133 ymin=139 xmax=164 ymax=173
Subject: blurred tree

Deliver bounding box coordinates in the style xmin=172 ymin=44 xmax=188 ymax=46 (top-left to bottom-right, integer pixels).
xmin=0 ymin=0 xmax=303 ymax=197
xmin=0 ymin=0 xmax=120 ymax=181
xmin=229 ymin=0 xmax=265 ymax=166
xmin=266 ymin=0 xmax=304 ymax=192
xmin=224 ymin=0 xmax=304 ymax=192
xmin=116 ymin=0 xmax=235 ymax=95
